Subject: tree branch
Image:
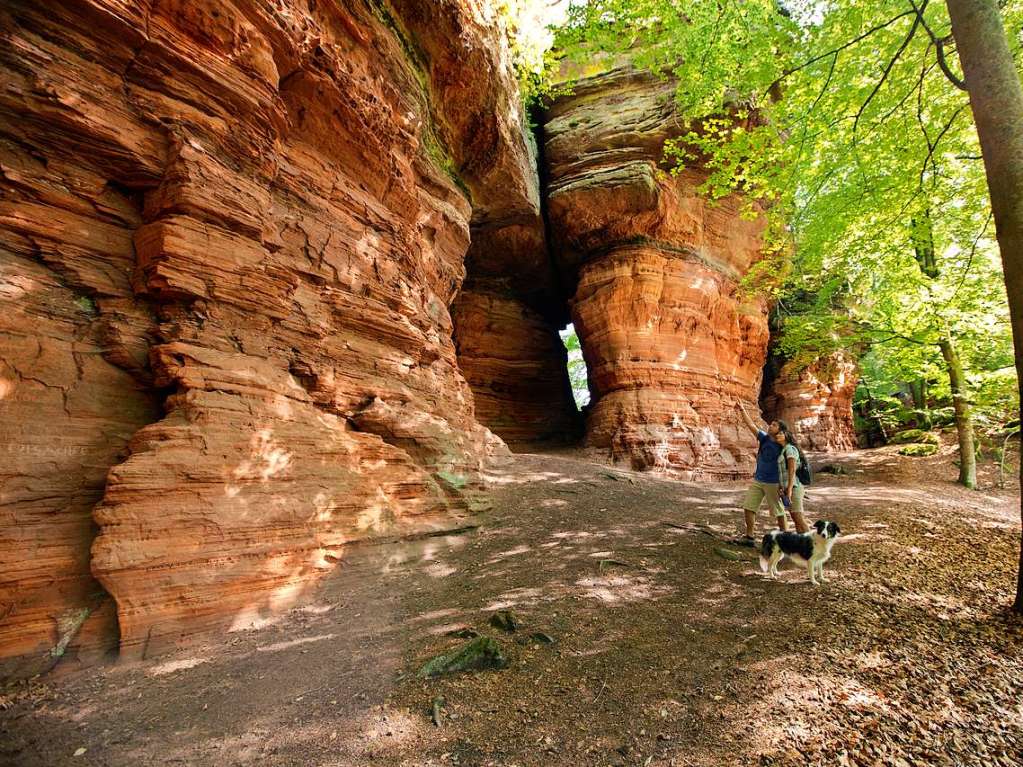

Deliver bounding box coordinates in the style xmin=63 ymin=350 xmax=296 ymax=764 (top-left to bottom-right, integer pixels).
xmin=853 ymin=3 xmax=924 ymax=136
xmin=907 ymin=0 xmax=968 ymax=90
xmin=918 ymin=104 xmax=968 ymax=189
xmin=867 ymin=331 xmax=932 ymax=347
xmin=766 ymin=9 xmax=918 ymax=95
xmin=948 ymin=210 xmax=994 ymax=304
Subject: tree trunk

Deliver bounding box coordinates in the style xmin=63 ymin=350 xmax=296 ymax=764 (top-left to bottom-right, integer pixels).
xmin=945 ymin=0 xmax=1023 ymax=612
xmin=938 ymin=332 xmax=977 ymax=489
xmin=862 ymin=382 xmax=888 ymax=445
xmin=911 ymin=379 xmax=931 ymax=428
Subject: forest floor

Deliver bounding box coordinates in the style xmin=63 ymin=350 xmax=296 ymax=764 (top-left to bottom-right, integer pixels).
xmin=2 ymin=438 xmax=1022 ymax=767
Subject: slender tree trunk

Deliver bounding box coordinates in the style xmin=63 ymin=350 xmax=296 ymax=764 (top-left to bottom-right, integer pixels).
xmin=910 ymin=379 xmax=931 ymax=428
xmin=910 ymin=379 xmax=923 ymax=412
xmin=919 ymin=378 xmax=931 ymax=428
xmin=945 ymin=0 xmax=1023 ymax=612
xmin=862 ymin=382 xmax=888 ymax=445
xmin=938 ymin=332 xmax=977 ymax=489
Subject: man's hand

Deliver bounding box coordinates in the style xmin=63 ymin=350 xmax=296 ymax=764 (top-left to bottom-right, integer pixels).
xmin=736 ymin=400 xmax=760 ymax=436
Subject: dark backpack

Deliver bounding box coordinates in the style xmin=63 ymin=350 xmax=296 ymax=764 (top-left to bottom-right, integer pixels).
xmin=795 ymin=446 xmax=813 ymax=485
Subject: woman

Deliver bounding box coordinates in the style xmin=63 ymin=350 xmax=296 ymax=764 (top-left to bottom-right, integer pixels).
xmin=774 ymin=426 xmax=810 ymax=534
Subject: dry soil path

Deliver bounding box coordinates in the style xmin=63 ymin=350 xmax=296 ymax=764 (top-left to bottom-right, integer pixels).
xmin=2 ymin=444 xmax=1021 ymax=766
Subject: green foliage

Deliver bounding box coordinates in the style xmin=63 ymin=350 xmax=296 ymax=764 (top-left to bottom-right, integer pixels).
xmin=74 ymin=294 xmax=98 ymax=316
xmin=889 ymin=429 xmax=939 ymax=445
xmin=553 ymin=0 xmax=1020 ymax=435
xmin=898 ymin=442 xmax=939 ymax=457
xmin=499 ymin=0 xmax=574 ymax=107
xmin=561 ymin=326 xmax=590 ymax=408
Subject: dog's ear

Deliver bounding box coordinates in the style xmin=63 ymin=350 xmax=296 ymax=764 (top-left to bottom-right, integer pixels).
xmin=828 ymin=521 xmax=841 ymax=537
xmin=814 ymin=519 xmax=827 ymax=534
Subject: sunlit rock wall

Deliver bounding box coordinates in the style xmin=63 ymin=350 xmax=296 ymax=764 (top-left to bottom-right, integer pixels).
xmin=0 ymin=0 xmax=536 ymax=675
xmin=761 ymin=352 xmax=859 ymax=452
xmin=542 ymin=68 xmax=772 ymax=478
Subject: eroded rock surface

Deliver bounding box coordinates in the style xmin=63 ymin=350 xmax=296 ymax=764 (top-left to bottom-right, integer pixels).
xmin=452 ymin=286 xmax=579 ymax=447
xmin=448 ymin=112 xmax=579 ymax=448
xmin=0 ymin=0 xmax=534 ymax=674
xmin=761 ymin=352 xmax=859 ymax=452
xmin=542 ymin=69 xmax=771 ymax=478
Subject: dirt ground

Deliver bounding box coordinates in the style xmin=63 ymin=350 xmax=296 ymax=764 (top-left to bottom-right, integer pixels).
xmin=3 ymin=440 xmax=1022 ymax=767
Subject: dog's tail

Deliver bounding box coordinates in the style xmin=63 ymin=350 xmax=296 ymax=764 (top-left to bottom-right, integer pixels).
xmin=758 ymin=533 xmax=775 ymax=573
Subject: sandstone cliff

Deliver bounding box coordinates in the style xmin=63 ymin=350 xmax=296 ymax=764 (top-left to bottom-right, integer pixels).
xmin=761 ymin=352 xmax=860 ymax=453
xmin=0 ymin=5 xmax=860 ymax=680
xmin=542 ymin=69 xmax=772 ymax=478
xmin=0 ymin=0 xmax=539 ymax=676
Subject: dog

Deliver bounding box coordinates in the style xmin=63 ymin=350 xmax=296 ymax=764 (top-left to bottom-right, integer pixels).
xmin=759 ymin=520 xmax=841 ymax=585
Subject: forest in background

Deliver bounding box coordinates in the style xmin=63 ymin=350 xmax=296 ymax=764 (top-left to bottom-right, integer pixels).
xmin=515 ymin=1 xmax=1021 ymax=491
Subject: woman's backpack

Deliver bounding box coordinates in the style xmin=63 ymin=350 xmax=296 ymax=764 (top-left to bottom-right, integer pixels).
xmin=795 ymin=446 xmax=813 ymax=485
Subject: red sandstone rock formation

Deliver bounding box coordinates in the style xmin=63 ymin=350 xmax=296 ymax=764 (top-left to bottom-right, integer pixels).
xmin=542 ymin=69 xmax=772 ymax=478
xmin=452 ymin=288 xmax=579 ymax=447
xmin=395 ymin=1 xmax=580 ymax=448
xmin=0 ymin=0 xmax=536 ymax=675
xmin=761 ymin=352 xmax=860 ymax=453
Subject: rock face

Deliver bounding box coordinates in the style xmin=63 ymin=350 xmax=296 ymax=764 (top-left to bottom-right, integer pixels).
xmin=452 ymin=287 xmax=580 ymax=447
xmin=542 ymin=69 xmax=771 ymax=478
xmin=0 ymin=0 xmax=538 ymax=675
xmin=761 ymin=352 xmax=859 ymax=452
xmin=449 ymin=121 xmax=580 ymax=448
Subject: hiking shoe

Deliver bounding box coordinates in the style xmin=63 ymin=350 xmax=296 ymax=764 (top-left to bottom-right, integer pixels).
xmin=733 ymin=536 xmax=757 ymax=548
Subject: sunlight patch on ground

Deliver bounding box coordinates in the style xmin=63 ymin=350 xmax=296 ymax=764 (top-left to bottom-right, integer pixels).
xmin=482 ymin=586 xmax=544 ymax=611
xmin=485 ymin=544 xmax=531 ymax=563
xmin=694 ymin=578 xmax=746 ymax=606
xmin=296 ymin=602 xmax=336 ymax=615
xmin=147 ymin=657 xmax=209 ymax=676
xmin=538 ymin=498 xmax=569 ymax=508
xmin=483 ymin=470 xmax=573 ymax=485
xmin=408 ymin=608 xmax=460 ymax=625
xmin=228 ymin=612 xmax=283 ymax=633
xmin=549 ymin=530 xmax=596 ymax=540
xmin=426 ymin=622 xmax=472 ymax=636
xmin=574 ymin=574 xmax=673 ymax=604
xmin=423 ymin=562 xmax=457 ymax=578
xmin=256 ymin=633 xmax=336 ymax=653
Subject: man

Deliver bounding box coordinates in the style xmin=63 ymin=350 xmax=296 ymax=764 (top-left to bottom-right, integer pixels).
xmin=734 ymin=401 xmax=787 ymax=546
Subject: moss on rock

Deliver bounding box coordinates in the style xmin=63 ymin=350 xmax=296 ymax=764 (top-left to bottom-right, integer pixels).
xmin=898 ymin=443 xmax=939 ymax=457
xmin=417 ymin=637 xmax=508 ymax=678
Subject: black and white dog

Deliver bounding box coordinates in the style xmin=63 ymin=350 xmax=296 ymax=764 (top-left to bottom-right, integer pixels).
xmin=759 ymin=520 xmax=841 ymax=585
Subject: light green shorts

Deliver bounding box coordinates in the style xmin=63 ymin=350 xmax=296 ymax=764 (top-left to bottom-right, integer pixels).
xmin=742 ymin=480 xmax=784 ymax=517
xmin=781 ymin=484 xmax=805 ymax=516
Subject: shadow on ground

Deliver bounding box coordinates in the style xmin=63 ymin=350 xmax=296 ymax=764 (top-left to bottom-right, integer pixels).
xmin=2 ymin=446 xmax=1021 ymax=766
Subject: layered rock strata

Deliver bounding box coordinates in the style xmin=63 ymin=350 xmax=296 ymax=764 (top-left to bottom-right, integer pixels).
xmin=543 ymin=69 xmax=772 ymax=478
xmin=761 ymin=352 xmax=859 ymax=452
xmin=452 ymin=286 xmax=579 ymax=447
xmin=0 ymin=0 xmax=538 ymax=674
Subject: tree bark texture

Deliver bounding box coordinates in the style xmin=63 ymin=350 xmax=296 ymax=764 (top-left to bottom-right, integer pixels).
xmin=945 ymin=0 xmax=1023 ymax=611
xmin=939 ymin=333 xmax=977 ymax=489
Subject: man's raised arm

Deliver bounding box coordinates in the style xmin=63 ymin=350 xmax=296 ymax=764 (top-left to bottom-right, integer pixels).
xmin=736 ymin=401 xmax=762 ymax=437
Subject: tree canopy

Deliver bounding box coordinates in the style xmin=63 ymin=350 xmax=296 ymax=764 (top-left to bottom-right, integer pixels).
xmin=550 ymin=0 xmax=1019 ymax=434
